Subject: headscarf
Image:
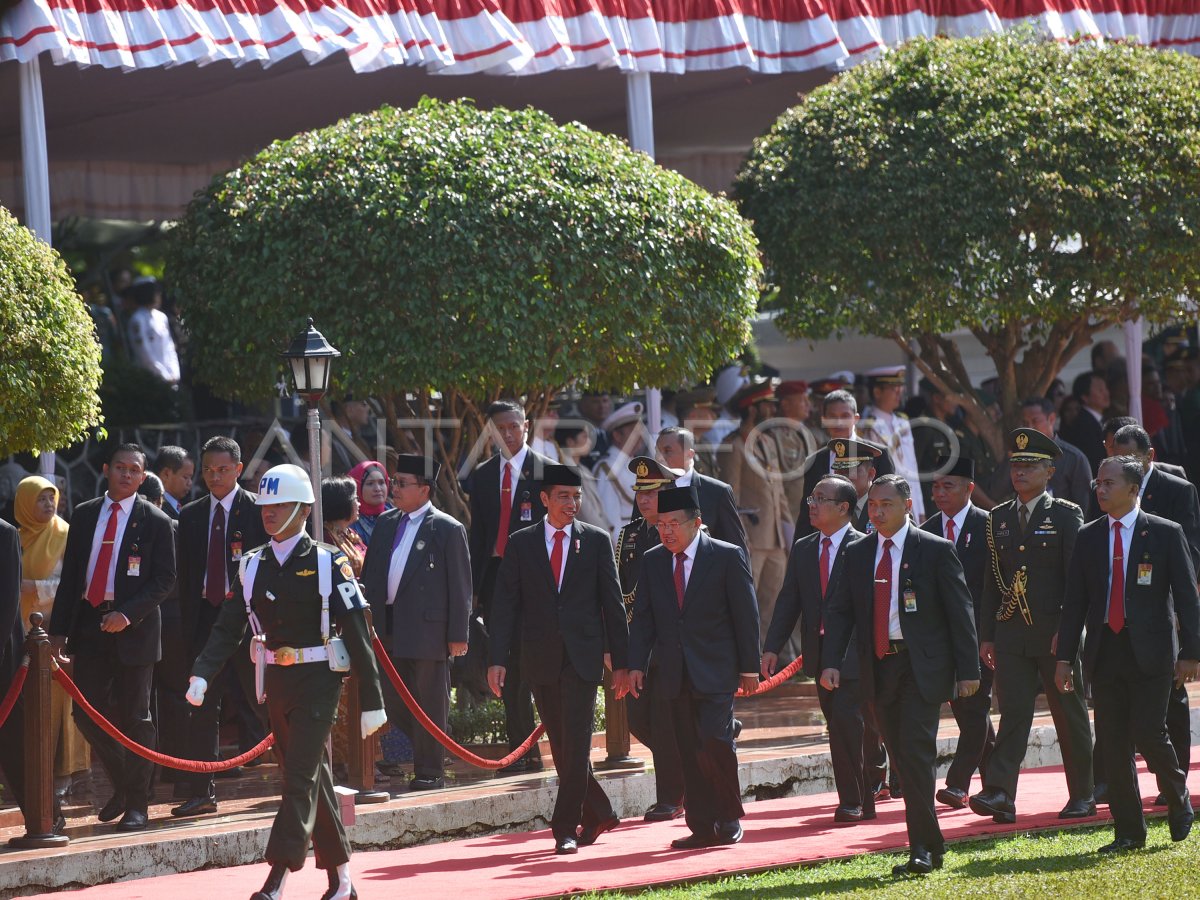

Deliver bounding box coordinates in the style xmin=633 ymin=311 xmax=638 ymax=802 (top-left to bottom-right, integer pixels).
xmin=14 ymin=475 xmax=69 ymax=580
xmin=348 ymin=460 xmax=388 ymax=517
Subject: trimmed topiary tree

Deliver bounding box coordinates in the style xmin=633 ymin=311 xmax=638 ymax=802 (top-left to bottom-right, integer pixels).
xmin=0 ymin=206 xmax=103 ymax=456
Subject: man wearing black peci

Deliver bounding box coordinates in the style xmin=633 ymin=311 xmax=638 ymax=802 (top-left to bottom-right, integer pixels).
xmin=623 ymin=485 xmax=760 ymax=849
xmin=763 ymin=474 xmax=870 ymax=823
xmin=487 ymin=464 xmax=629 ymax=855
xmin=820 ymin=474 xmax=980 ymax=876
xmin=1055 ymin=456 xmax=1200 ymax=852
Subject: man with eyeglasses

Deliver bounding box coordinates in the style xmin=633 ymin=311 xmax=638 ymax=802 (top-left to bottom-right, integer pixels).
xmin=173 ymin=435 xmax=269 ymax=816
xmin=49 ymin=443 xmax=176 ymax=831
xmin=362 ymin=455 xmax=470 ymax=791
xmin=763 ymin=474 xmax=870 ymax=823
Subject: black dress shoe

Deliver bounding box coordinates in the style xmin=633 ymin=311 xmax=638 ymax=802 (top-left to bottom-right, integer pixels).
xmin=555 ymin=836 xmax=578 ymax=855
xmin=409 ymin=776 xmax=445 ymax=791
xmin=671 ymin=830 xmax=718 ymax=850
xmin=1154 ymin=792 xmax=1168 ymax=806
xmin=1097 ymin=837 xmax=1145 ymax=854
xmin=578 ymin=816 xmax=619 ymax=847
xmin=889 ymin=780 xmax=904 ymax=800
xmin=644 ymin=802 xmax=684 ymax=822
xmin=116 ymin=808 xmax=148 ymax=831
xmin=172 ymin=795 xmax=218 ymax=817
xmin=892 ymin=849 xmax=932 ymax=876
xmin=714 ymin=820 xmax=743 ymax=845
xmin=1094 ymin=783 xmax=1109 ymax=805
xmin=732 ymin=718 xmax=743 ymax=741
xmin=873 ymin=785 xmax=891 ymax=803
xmin=833 ymin=805 xmax=863 ymax=823
xmin=1169 ymin=791 xmax=1193 ymax=842
xmin=969 ymin=788 xmax=1016 ymax=824
xmin=1058 ymin=798 xmax=1096 ymax=819
xmin=318 ymin=868 xmax=358 ymax=900
xmin=97 ymin=793 xmax=126 ymax=823
xmin=251 ymin=863 xmax=289 ymax=900
xmin=53 ymin=813 xmax=67 ymax=835
xmin=861 ymin=805 xmax=877 ymax=821
xmin=936 ymin=787 xmax=968 ymax=809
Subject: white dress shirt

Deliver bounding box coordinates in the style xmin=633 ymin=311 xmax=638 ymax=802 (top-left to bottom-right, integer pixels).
xmin=270 ymin=531 xmax=305 ymax=566
xmin=543 ymin=518 xmax=574 ymax=590
xmin=387 ymin=502 xmax=432 ymax=604
xmin=85 ymin=493 xmax=137 ymax=601
xmin=943 ymin=503 xmax=971 ymax=545
xmin=874 ymin=523 xmax=909 ymax=640
xmin=1105 ymin=507 xmax=1139 ymax=622
xmin=821 ymin=521 xmax=853 ymax=560
xmin=203 ymin=489 xmax=239 ymax=597
xmin=499 ymin=446 xmax=528 ymax=508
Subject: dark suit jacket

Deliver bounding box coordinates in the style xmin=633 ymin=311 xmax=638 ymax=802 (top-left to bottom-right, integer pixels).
xmin=822 ymin=528 xmax=980 ymax=705
xmin=921 ymin=504 xmax=988 ymax=633
xmin=765 ymin=526 xmax=864 ymax=679
xmin=690 ymin=472 xmax=747 ymax=552
xmin=363 ymin=506 xmax=472 ymax=660
xmin=629 ymin=532 xmax=760 ymax=697
xmin=0 ymin=521 xmax=23 ymax=686
xmin=488 ymin=519 xmax=628 ymax=684
xmin=795 ymin=446 xmax=893 ymax=537
xmin=50 ymin=494 xmax=176 ymax=666
xmin=177 ymin=487 xmax=266 ymax=657
xmin=1058 ymin=511 xmax=1200 ymax=680
xmin=466 ymin=449 xmax=556 ymax=591
xmin=1059 ymin=408 xmax=1106 ymax=474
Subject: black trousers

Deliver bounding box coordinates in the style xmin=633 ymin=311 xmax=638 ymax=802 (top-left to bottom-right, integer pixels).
xmin=71 ymin=639 xmax=156 ymax=810
xmin=871 ymin=650 xmax=942 ymax=855
xmin=817 ymin=680 xmax=871 ymax=810
xmin=154 ymin=614 xmax=191 ymax=785
xmin=380 ymin=656 xmax=450 ymax=778
xmin=945 ymin=664 xmax=996 ymax=792
xmin=1093 ymin=681 xmax=1192 ymax=797
xmin=863 ymin=704 xmax=888 ymax=794
xmin=1093 ymin=628 xmax=1189 ymax=843
xmin=669 ymin=668 xmax=744 ymax=836
xmin=529 ymin=663 xmax=613 ymax=841
xmin=988 ymin=649 xmax=1093 ymax=800
xmin=626 ymin=666 xmax=685 ymax=807
xmin=0 ymin=690 xmax=25 ymax=813
xmin=482 ymin=558 xmax=537 ymax=761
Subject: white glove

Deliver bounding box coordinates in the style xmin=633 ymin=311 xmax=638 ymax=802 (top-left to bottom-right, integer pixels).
xmin=186 ymin=676 xmax=208 ymax=707
xmin=360 ymin=708 xmax=387 ymax=737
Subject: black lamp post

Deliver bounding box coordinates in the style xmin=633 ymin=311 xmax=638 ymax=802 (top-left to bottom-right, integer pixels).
xmin=282 ymin=317 xmax=340 ymax=538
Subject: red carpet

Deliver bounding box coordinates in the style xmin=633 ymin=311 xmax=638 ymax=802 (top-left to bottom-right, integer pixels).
xmin=30 ymin=763 xmax=1196 ymax=900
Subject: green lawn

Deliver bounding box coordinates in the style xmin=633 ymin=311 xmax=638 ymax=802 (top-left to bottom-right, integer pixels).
xmin=578 ymin=820 xmax=1197 ymax=898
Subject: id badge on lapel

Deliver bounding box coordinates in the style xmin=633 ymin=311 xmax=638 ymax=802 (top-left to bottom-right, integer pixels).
xmin=902 ymin=583 xmax=917 ymax=613
xmin=127 ymin=544 xmax=141 ymax=577
xmin=520 ymin=491 xmax=533 ymax=522
xmin=230 ymin=532 xmax=243 ymax=562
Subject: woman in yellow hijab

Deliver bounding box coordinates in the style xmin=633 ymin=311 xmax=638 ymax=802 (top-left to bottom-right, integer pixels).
xmin=15 ymin=476 xmax=90 ymax=794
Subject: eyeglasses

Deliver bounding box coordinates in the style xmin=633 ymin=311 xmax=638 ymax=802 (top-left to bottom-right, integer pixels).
xmin=655 ymin=519 xmax=690 ymax=532
xmin=390 ymin=477 xmax=421 ymax=489
xmin=806 ymin=496 xmax=839 ymax=506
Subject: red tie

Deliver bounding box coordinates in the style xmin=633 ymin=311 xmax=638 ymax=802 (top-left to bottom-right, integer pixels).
xmin=86 ymin=503 xmax=119 ymax=607
xmin=494 ymin=462 xmax=513 ymax=557
xmin=550 ymin=529 xmax=566 ymax=590
xmin=819 ymin=537 xmax=832 ymax=598
xmin=674 ymin=552 xmax=687 ymax=610
xmin=205 ymin=503 xmax=227 ymax=607
xmin=874 ymin=538 xmax=894 ymax=659
xmin=1108 ymin=521 xmax=1125 ymax=633
xmin=945 ymin=518 xmax=956 ymax=545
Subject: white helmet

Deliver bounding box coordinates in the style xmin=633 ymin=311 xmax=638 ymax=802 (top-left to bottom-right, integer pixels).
xmin=255 ymin=464 xmax=315 ymax=505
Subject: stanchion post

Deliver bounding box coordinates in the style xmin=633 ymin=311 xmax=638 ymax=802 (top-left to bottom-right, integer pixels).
xmin=596 ymin=672 xmax=642 ymax=771
xmin=10 ymin=612 xmax=69 ymax=847
xmin=346 ymin=610 xmax=388 ymax=803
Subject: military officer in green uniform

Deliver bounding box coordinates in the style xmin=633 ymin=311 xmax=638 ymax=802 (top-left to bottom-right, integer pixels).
xmin=186 ymin=464 xmax=386 ymax=900
xmin=970 ymin=430 xmax=1094 ymax=825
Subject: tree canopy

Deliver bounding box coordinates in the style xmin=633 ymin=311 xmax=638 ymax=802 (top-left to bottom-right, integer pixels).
xmin=735 ymin=32 xmax=1200 ymax=447
xmin=0 ymin=206 xmax=103 ymax=456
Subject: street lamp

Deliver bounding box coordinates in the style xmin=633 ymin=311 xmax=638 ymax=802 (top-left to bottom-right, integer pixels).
xmin=282 ymin=317 xmax=340 ymax=539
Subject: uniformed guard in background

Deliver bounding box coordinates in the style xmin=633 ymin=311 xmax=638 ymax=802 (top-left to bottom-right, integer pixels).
xmin=971 ymin=429 xmax=1093 ymax=826
xmin=187 ymin=464 xmax=386 ymax=900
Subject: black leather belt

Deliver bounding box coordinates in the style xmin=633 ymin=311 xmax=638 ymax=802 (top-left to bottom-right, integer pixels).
xmin=883 ymin=640 xmax=906 ymax=656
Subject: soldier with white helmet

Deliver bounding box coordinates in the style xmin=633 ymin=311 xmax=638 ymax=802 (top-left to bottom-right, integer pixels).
xmin=187 ymin=464 xmax=386 ymax=900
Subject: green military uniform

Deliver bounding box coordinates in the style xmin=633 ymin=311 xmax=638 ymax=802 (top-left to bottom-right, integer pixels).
xmin=193 ymin=533 xmax=383 ymax=872
xmin=980 ymin=430 xmax=1092 ymax=803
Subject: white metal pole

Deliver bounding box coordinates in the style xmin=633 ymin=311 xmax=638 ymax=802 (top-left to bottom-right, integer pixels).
xmin=1123 ymin=319 xmax=1143 ymax=424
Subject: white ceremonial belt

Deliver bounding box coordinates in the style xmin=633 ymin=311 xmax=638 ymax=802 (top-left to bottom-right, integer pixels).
xmin=264 ymin=645 xmax=329 ymax=666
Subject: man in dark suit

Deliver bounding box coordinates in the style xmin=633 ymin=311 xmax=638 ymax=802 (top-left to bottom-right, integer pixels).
xmin=795 ymin=391 xmax=893 ymax=540
xmin=624 ymin=485 xmax=760 ymax=849
xmin=173 ymin=436 xmax=269 ymax=816
xmin=921 ymin=456 xmax=995 ymax=809
xmin=487 ymin=464 xmax=629 ymax=855
xmin=49 ymin=443 xmax=175 ymax=831
xmin=763 ymin=474 xmax=870 ymax=822
xmin=154 ymin=445 xmax=193 ymax=520
xmin=1058 ymin=371 xmax=1109 ymax=474
xmin=655 ymin=426 xmax=747 ymax=553
xmin=467 ymin=399 xmax=555 ymax=773
xmin=0 ymin=520 xmax=26 ymax=817
xmin=821 ymin=474 xmax=980 ymax=875
xmin=972 ymin=429 xmax=1094 ymax=825
xmin=1056 ymin=455 xmax=1200 ymax=852
xmin=363 ymin=454 xmax=471 ymax=791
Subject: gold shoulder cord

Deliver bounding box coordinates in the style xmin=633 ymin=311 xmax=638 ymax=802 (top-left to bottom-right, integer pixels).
xmin=616 ymin=525 xmax=637 ymax=624
xmin=988 ymin=513 xmax=1032 ymax=625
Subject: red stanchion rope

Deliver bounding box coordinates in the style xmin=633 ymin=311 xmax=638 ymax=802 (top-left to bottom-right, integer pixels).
xmin=736 ymin=655 xmax=804 ymax=697
xmin=53 ymin=665 xmax=274 ymax=772
xmin=371 ymin=635 xmax=544 ymax=770
xmin=0 ymin=658 xmax=29 ymax=729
